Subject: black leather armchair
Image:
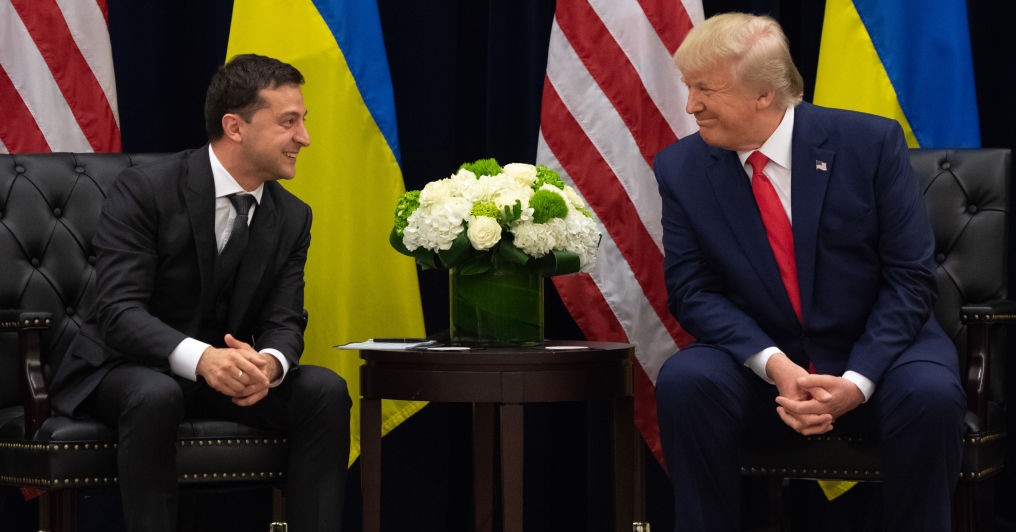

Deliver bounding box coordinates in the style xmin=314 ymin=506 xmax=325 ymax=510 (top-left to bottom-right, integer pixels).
xmin=0 ymin=153 xmax=289 ymax=531
xmin=739 ymin=148 xmax=1012 ymax=532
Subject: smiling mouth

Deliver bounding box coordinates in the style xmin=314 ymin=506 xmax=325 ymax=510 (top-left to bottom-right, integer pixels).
xmin=284 ymin=151 xmax=298 ymax=159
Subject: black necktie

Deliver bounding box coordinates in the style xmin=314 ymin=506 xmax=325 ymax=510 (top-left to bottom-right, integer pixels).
xmin=223 ymin=194 xmax=254 ymax=254
xmin=216 ymin=193 xmax=254 ymax=286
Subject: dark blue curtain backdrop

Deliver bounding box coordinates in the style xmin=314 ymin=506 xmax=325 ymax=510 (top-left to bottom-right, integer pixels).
xmin=2 ymin=1 xmax=1013 ymax=530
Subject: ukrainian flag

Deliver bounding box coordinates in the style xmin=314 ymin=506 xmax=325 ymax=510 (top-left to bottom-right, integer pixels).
xmin=226 ymin=0 xmax=426 ymax=464
xmin=814 ymin=0 xmax=980 ymax=148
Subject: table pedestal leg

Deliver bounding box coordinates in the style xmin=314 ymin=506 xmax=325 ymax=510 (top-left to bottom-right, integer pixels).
xmin=473 ymin=403 xmax=496 ymax=532
xmin=613 ymin=394 xmax=636 ymax=531
xmin=500 ymin=403 xmax=524 ymax=532
xmin=361 ymin=397 xmax=381 ymax=532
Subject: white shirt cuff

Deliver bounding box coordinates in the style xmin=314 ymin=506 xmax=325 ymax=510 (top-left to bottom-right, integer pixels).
xmin=260 ymin=348 xmax=290 ymax=386
xmin=170 ymin=337 xmax=211 ymax=381
xmin=842 ymin=370 xmax=875 ymax=402
xmin=745 ymin=346 xmax=783 ymax=383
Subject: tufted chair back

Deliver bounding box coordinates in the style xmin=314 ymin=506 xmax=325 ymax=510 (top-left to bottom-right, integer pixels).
xmin=739 ymin=148 xmax=1011 ymax=532
xmin=913 ymin=149 xmax=1010 ymax=432
xmin=1 ymin=152 xmax=289 ymax=531
xmin=0 ymin=153 xmax=164 ymax=409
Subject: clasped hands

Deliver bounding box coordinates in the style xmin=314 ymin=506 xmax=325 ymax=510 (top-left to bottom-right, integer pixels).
xmin=766 ymin=353 xmax=864 ymax=435
xmin=196 ymin=334 xmax=281 ymax=406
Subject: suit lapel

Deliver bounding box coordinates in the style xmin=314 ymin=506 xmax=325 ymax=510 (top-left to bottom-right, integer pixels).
xmin=183 ymin=148 xmax=218 ymax=300
xmin=790 ymin=103 xmax=833 ymax=324
xmin=706 ymin=147 xmax=795 ymax=316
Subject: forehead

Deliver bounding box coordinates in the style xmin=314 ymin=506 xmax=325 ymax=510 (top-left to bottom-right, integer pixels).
xmin=256 ymin=84 xmax=306 ymax=113
xmin=682 ymin=58 xmax=737 ymax=86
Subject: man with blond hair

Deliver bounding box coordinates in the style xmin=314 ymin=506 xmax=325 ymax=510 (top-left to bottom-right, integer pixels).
xmin=653 ymin=12 xmax=964 ymax=531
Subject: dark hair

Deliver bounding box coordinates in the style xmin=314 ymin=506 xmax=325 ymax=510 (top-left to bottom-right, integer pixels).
xmin=204 ymin=54 xmax=305 ymax=141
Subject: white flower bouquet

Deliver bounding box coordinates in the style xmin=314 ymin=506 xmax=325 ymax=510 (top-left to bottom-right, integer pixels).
xmin=390 ymin=158 xmax=600 ymax=276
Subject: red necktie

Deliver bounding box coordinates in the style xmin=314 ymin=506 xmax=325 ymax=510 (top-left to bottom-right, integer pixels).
xmin=747 ymin=151 xmax=802 ymax=322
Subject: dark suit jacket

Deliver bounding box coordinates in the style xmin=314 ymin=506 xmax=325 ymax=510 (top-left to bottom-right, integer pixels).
xmin=653 ymin=102 xmax=956 ymax=385
xmin=51 ymin=147 xmax=312 ymax=416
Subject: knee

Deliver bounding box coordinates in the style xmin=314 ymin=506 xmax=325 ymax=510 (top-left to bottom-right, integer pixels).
xmin=121 ymin=374 xmax=184 ymax=422
xmin=291 ymin=366 xmax=351 ymax=413
xmin=882 ymin=366 xmax=964 ymax=432
xmin=655 ymin=346 xmax=735 ymax=409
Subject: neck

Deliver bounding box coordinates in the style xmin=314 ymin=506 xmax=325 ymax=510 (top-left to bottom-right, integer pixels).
xmin=210 ymin=141 xmax=259 ymax=192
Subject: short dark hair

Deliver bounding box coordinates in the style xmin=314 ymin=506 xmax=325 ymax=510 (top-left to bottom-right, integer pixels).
xmin=204 ymin=54 xmax=305 ymax=141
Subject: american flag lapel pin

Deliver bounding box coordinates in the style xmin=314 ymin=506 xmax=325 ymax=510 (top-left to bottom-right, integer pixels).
xmin=815 ymin=160 xmax=828 ymax=171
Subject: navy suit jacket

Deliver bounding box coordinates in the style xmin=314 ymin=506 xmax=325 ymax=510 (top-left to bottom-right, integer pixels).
xmin=653 ymin=102 xmax=956 ymax=385
xmin=51 ymin=147 xmax=312 ymax=416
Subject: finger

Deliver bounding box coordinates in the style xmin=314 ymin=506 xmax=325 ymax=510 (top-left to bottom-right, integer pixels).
xmin=224 ymin=333 xmax=252 ymax=351
xmin=804 ymin=386 xmax=834 ymax=402
xmin=777 ymin=406 xmax=833 ymax=432
xmin=798 ymin=419 xmax=835 ymax=436
xmin=775 ymin=396 xmax=825 ymax=415
xmin=234 ymin=358 xmax=264 ymax=381
xmin=233 ymin=388 xmax=269 ymax=407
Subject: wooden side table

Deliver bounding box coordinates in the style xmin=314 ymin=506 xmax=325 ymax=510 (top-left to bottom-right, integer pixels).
xmin=359 ymin=340 xmax=635 ymax=532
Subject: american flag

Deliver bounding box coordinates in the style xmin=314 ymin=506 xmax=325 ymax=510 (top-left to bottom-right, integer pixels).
xmin=537 ymin=0 xmax=703 ymax=461
xmin=0 ymin=0 xmax=120 ymax=154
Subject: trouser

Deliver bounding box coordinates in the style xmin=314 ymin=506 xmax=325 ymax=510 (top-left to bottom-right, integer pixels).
xmin=89 ymin=363 xmax=351 ymax=532
xmin=655 ymin=344 xmax=965 ymax=532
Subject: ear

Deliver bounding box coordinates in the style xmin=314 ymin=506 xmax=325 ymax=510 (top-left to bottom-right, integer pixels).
xmin=756 ymin=89 xmax=777 ymax=110
xmin=221 ymin=113 xmax=244 ymax=142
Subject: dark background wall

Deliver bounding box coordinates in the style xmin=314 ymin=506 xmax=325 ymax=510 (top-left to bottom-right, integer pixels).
xmin=2 ymin=1 xmax=1013 ymax=530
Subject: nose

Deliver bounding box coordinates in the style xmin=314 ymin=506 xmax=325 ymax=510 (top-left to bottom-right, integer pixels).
xmin=295 ymin=119 xmax=311 ymax=147
xmin=685 ymin=88 xmax=703 ymax=115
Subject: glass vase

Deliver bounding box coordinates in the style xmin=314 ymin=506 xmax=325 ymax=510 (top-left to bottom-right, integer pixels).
xmin=449 ymin=264 xmax=544 ymax=347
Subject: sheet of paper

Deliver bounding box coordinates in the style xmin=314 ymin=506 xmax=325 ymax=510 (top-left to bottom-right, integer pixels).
xmin=335 ymin=339 xmax=437 ymax=350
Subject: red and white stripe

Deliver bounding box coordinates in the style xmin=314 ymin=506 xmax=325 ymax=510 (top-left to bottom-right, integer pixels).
xmin=538 ymin=0 xmax=702 ymax=461
xmin=0 ymin=0 xmax=120 ymax=153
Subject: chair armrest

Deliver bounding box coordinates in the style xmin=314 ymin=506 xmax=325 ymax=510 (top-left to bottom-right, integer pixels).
xmin=960 ymin=300 xmax=1014 ymax=428
xmin=2 ymin=310 xmax=53 ymax=439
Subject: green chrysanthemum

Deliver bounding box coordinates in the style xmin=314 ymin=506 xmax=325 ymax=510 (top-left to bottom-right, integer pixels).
xmin=393 ymin=190 xmax=420 ymax=236
xmin=460 ymin=158 xmax=503 ymax=178
xmin=470 ymin=201 xmax=500 ymax=218
xmin=534 ymin=164 xmax=565 ymax=190
xmin=529 ymin=189 xmax=568 ymax=224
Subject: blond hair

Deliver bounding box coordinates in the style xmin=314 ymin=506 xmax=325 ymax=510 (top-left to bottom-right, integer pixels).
xmin=675 ymin=12 xmax=803 ymax=108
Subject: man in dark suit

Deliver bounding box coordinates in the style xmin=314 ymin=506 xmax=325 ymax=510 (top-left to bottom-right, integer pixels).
xmin=653 ymin=13 xmax=965 ymax=531
xmin=50 ymin=54 xmax=350 ymax=532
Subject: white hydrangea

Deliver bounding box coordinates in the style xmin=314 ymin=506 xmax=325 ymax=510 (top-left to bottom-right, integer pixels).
xmin=512 ymin=219 xmax=559 ymax=258
xmin=402 ymin=196 xmax=472 ymax=251
xmin=561 ymin=211 xmax=600 ymax=270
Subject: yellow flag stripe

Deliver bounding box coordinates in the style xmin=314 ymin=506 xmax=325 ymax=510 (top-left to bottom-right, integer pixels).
xmin=813 ymin=0 xmax=918 ymax=148
xmin=226 ymin=0 xmax=426 ymax=465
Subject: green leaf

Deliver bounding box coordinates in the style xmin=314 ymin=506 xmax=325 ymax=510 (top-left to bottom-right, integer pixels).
xmin=533 ymin=250 xmax=581 ymax=276
xmin=437 ymin=231 xmax=474 ymax=269
xmin=389 ymin=227 xmax=412 ymax=256
xmin=496 ymin=238 xmax=530 ymax=266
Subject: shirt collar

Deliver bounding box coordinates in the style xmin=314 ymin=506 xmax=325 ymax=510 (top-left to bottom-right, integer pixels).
xmin=208 ymin=145 xmax=264 ymax=204
xmin=737 ymin=104 xmax=795 ymax=171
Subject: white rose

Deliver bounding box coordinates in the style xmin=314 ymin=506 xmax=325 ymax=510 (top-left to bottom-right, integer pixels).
xmin=466 ymin=215 xmax=502 ymax=250
xmin=502 ymin=163 xmax=537 ymax=187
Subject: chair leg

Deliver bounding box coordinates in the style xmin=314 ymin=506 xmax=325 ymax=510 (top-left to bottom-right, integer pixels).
xmin=952 ymin=481 xmax=993 ymax=532
xmin=271 ymin=486 xmax=286 ymax=524
xmin=38 ymin=489 xmax=77 ymax=532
